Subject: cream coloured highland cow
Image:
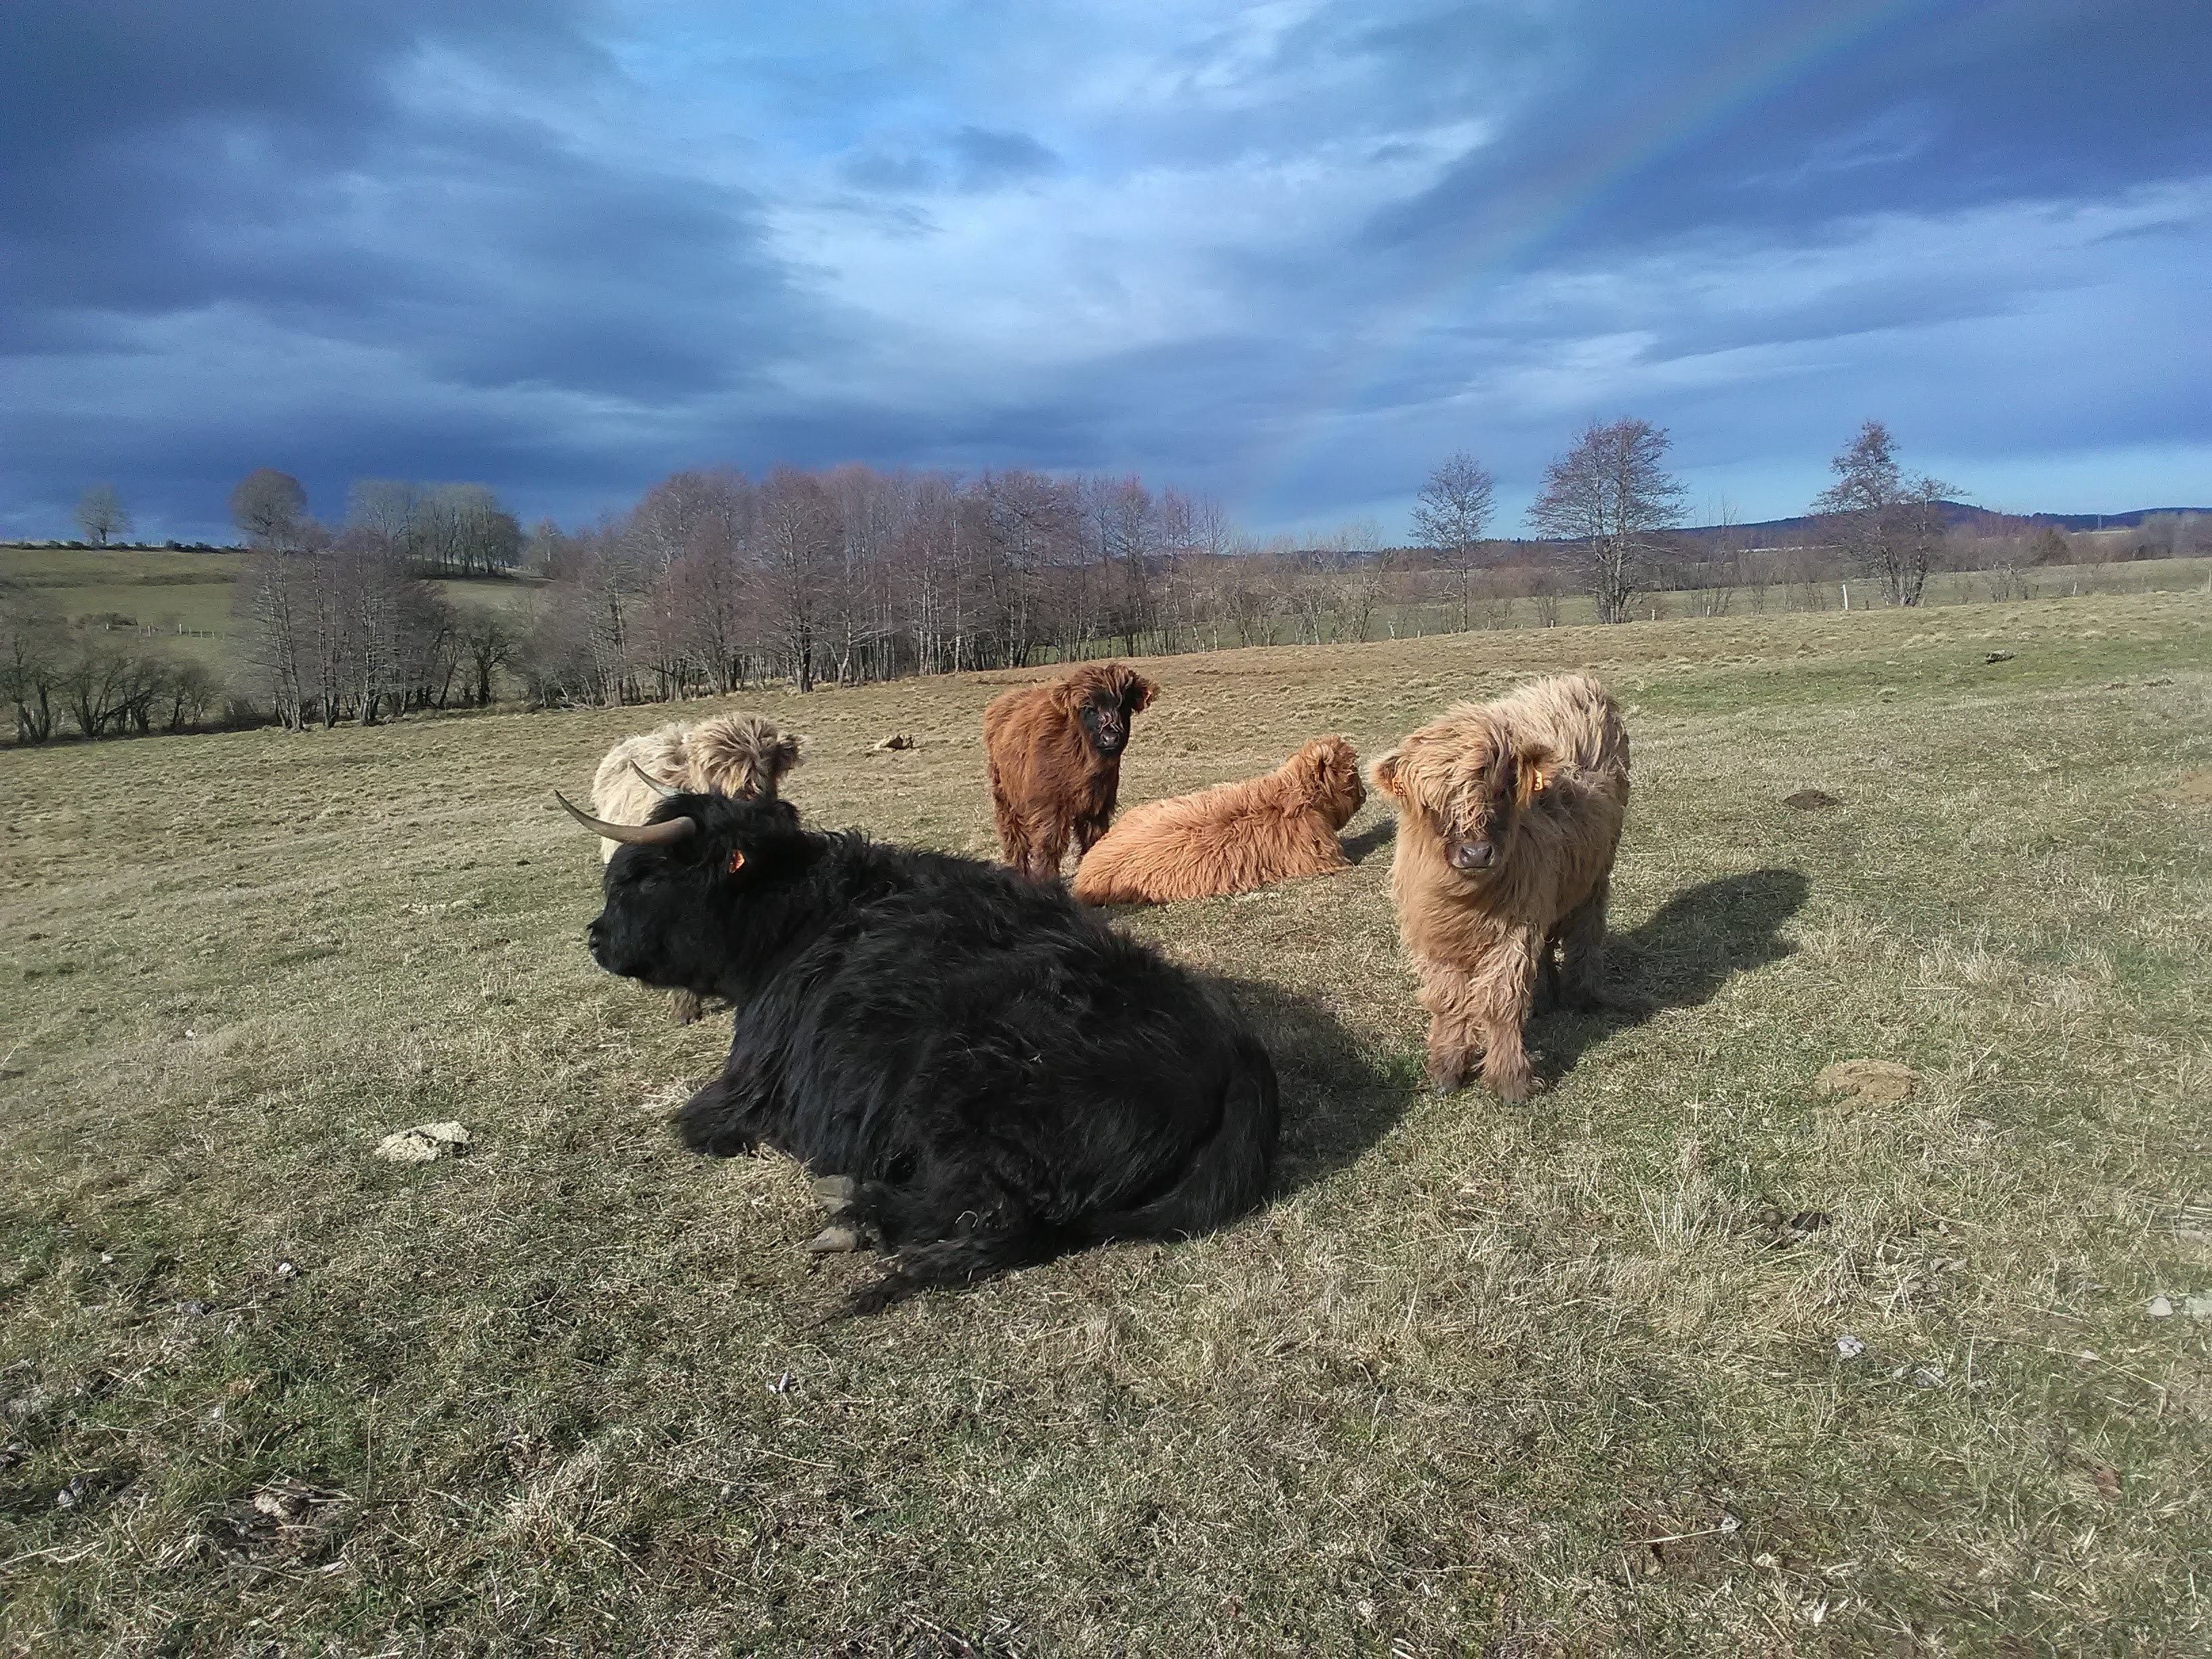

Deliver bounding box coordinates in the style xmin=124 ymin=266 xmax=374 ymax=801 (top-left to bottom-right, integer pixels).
xmin=588 ymin=711 xmax=806 ymax=1023
xmin=590 ymin=712 xmax=805 ymax=863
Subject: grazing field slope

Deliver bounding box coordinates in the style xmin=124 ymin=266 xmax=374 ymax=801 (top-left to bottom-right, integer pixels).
xmin=2 ymin=591 xmax=2209 ymax=1655
xmin=0 ymin=544 xmax=539 ymax=674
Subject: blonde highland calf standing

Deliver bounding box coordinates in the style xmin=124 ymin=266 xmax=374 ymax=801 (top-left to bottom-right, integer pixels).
xmin=1370 ymin=674 xmax=1629 ymax=1102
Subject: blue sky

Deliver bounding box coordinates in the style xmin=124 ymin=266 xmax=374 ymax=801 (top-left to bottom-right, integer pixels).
xmin=2 ymin=0 xmax=2206 ymax=542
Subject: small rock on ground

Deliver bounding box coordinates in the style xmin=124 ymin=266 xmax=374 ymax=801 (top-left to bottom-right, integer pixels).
xmin=1814 ymin=1059 xmax=1918 ymax=1105
xmin=373 ymin=1121 xmax=472 ymax=1164
xmin=874 ymin=733 xmax=914 ymax=751
xmin=1784 ymin=789 xmax=1843 ymax=809
xmin=1985 ymin=650 xmax=2015 ymax=663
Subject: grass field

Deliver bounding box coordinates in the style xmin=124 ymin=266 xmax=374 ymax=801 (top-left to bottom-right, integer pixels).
xmin=2 ymin=592 xmax=2208 ymax=1654
xmin=0 ymin=546 xmax=539 ymax=674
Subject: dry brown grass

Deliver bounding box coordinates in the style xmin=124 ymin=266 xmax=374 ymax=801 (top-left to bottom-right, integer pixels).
xmin=2 ymin=590 xmax=2208 ymax=1654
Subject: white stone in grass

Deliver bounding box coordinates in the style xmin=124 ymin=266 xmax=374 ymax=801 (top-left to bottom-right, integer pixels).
xmin=2148 ymin=1296 xmax=2174 ymax=1317
xmin=2186 ymin=1295 xmax=2212 ymax=1318
xmin=373 ymin=1121 xmax=472 ymax=1164
xmin=1835 ymin=1334 xmax=1867 ymax=1359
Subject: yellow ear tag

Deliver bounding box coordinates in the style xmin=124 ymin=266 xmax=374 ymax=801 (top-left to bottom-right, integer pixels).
xmin=726 ymin=848 xmax=747 ymax=874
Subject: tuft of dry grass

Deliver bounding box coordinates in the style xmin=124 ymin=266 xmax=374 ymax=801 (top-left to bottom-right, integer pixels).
xmin=2 ymin=590 xmax=2208 ymax=1655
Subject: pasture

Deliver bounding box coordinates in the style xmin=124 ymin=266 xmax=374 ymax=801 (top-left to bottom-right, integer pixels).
xmin=0 ymin=546 xmax=538 ymax=674
xmin=2 ymin=591 xmax=2208 ymax=1654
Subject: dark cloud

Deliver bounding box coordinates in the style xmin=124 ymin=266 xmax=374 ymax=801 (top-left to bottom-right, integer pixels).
xmin=1374 ymin=0 xmax=2212 ymax=269
xmin=949 ymin=127 xmax=1061 ymax=188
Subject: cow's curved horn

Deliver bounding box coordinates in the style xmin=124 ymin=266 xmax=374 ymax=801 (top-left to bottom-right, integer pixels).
xmin=628 ymin=759 xmax=682 ymax=800
xmin=552 ymin=790 xmax=697 ymax=845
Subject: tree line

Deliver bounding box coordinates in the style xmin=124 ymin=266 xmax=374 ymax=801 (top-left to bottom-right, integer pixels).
xmin=516 ymin=465 xmax=1257 ymax=705
xmin=12 ymin=426 xmax=2205 ymax=743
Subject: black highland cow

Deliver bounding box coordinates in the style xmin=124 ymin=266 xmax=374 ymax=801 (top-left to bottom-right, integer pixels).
xmin=558 ymin=790 xmax=1280 ymax=1312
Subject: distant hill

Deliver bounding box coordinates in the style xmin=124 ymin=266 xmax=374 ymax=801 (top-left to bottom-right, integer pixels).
xmin=1671 ymin=503 xmax=2207 ymax=541
xmin=1343 ymin=504 xmax=2210 ymax=563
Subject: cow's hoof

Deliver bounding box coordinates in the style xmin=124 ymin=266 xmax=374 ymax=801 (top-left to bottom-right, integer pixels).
xmin=806 ymin=1224 xmax=862 ymax=1254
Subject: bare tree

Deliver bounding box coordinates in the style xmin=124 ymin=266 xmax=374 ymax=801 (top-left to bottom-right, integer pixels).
xmin=1528 ymin=418 xmax=1687 ymax=623
xmin=758 ymin=466 xmax=839 ymax=691
xmin=1326 ymin=520 xmax=1390 ymax=642
xmin=75 ymin=485 xmax=131 ymax=547
xmin=347 ymin=479 xmax=421 ymax=560
xmin=231 ymin=469 xmax=308 ymax=549
xmin=1 ymin=585 xmax=63 ymax=742
xmin=1811 ymin=421 xmax=1960 ymax=606
xmin=237 ymin=550 xmax=310 ymax=728
xmin=1681 ymin=497 xmax=1744 ymax=616
xmin=1410 ymin=451 xmax=1496 ymax=630
xmin=1526 ymin=565 xmax=1563 ymax=628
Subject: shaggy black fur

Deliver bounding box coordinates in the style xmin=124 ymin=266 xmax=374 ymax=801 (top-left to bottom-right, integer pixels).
xmin=583 ymin=794 xmax=1280 ymax=1313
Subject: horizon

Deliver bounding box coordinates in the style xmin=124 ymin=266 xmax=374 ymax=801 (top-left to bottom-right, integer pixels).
xmin=3 ymin=1 xmax=2207 ymax=544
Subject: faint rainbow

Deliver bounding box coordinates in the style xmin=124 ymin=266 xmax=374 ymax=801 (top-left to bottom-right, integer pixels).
xmin=1246 ymin=0 xmax=1957 ymax=522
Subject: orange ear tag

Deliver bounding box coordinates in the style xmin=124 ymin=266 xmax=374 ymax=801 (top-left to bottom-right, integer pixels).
xmin=1531 ymin=769 xmax=1550 ymax=795
xmin=726 ymin=848 xmax=747 ymax=874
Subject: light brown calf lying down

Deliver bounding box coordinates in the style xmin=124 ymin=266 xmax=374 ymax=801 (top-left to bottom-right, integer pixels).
xmin=1372 ymin=674 xmax=1629 ymax=1103
xmin=1072 ymin=737 xmax=1365 ymax=905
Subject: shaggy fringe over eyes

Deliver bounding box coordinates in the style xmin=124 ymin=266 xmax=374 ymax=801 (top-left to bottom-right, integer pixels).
xmin=683 ymin=713 xmax=807 ymax=796
xmin=1055 ymin=661 xmax=1158 ymax=714
xmin=1371 ymin=720 xmax=1551 ymax=833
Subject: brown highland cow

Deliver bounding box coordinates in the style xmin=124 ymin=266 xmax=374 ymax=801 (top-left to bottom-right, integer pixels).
xmin=1072 ymin=737 xmax=1366 ymax=905
xmin=983 ymin=662 xmax=1158 ymax=881
xmin=1371 ymin=674 xmax=1629 ymax=1102
xmin=589 ymin=711 xmax=806 ymax=1023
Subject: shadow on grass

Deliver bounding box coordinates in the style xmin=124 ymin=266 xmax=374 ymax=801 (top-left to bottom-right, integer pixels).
xmin=1340 ymin=816 xmax=1396 ymax=866
xmin=1536 ymin=867 xmax=1810 ymax=1084
xmin=1213 ymin=975 xmax=1410 ymax=1199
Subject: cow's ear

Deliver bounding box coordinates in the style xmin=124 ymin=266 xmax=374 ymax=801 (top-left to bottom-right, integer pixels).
xmin=1125 ymin=674 xmax=1158 ymax=714
xmin=1370 ymin=747 xmax=1408 ymax=803
xmin=1515 ymin=741 xmax=1557 ymax=808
